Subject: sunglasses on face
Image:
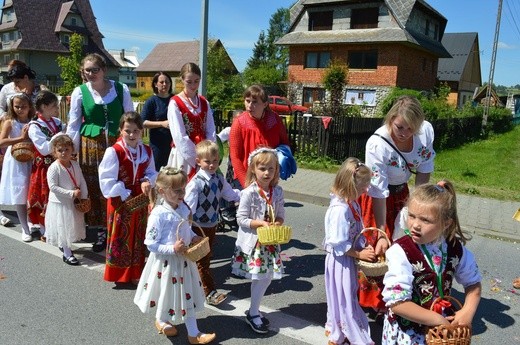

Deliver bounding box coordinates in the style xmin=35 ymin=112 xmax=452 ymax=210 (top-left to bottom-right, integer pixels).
xmin=84 ymin=67 xmax=101 ymax=74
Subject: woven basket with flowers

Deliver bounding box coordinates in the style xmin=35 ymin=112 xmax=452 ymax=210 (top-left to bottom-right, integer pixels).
xmin=354 ymin=227 xmax=391 ymax=277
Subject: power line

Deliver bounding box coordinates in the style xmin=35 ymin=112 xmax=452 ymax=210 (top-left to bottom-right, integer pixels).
xmin=504 ymin=0 xmax=520 ymax=40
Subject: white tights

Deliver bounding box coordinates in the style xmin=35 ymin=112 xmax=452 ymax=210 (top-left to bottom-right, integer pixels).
xmin=15 ymin=204 xmax=30 ymax=235
xmin=249 ymin=278 xmax=272 ymax=325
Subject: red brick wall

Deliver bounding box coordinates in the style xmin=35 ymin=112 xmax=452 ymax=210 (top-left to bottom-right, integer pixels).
xmin=287 ymin=44 xmax=437 ymax=90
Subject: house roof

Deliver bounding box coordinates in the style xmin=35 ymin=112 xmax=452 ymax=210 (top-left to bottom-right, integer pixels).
xmin=437 ymin=32 xmax=478 ymax=82
xmin=281 ymin=0 xmax=450 ymax=58
xmin=109 ymin=49 xmax=140 ymax=68
xmin=2 ymin=0 xmax=118 ymax=67
xmin=136 ymin=41 xmax=201 ymax=72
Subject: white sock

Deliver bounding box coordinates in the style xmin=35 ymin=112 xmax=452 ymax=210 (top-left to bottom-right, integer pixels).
xmin=249 ymin=278 xmax=272 ymax=325
xmin=15 ymin=205 xmax=30 ymax=235
xmin=62 ymin=246 xmax=72 ymax=258
xmin=185 ymin=316 xmax=200 ymax=337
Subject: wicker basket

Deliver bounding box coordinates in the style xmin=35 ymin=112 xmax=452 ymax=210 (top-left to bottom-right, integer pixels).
xmin=177 ymin=220 xmax=210 ymax=262
xmin=426 ymin=296 xmax=472 ymax=345
xmin=74 ymin=197 xmax=91 ymax=213
xmin=124 ymin=193 xmax=150 ymax=213
xmin=11 ymin=142 xmax=35 ymax=162
xmin=257 ymin=225 xmax=292 ymax=245
xmin=354 ymin=227 xmax=391 ymax=277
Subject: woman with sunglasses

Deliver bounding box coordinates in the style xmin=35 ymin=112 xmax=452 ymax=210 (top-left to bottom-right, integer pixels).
xmin=66 ymin=53 xmax=133 ymax=253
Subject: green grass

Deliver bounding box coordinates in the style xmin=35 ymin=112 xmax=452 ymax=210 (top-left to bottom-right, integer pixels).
xmin=297 ymin=125 xmax=520 ymax=201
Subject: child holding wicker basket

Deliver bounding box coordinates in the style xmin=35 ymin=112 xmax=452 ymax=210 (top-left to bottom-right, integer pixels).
xmin=134 ymin=167 xmax=216 ymax=344
xmin=323 ymin=157 xmax=375 ymax=345
xmin=99 ymin=111 xmax=157 ymax=284
xmin=381 ymin=180 xmax=482 ymax=345
xmin=231 ymin=147 xmax=287 ymax=334
xmin=45 ymin=134 xmax=88 ymax=265
xmin=0 ymin=93 xmax=35 ymax=241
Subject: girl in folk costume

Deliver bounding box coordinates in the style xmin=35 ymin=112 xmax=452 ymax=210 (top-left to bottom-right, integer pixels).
xmin=167 ymin=62 xmax=216 ymax=178
xmin=231 ymin=148 xmax=286 ymax=334
xmin=66 ymin=53 xmax=134 ymax=253
xmin=323 ymin=158 xmax=375 ymax=345
xmin=0 ymin=93 xmax=34 ymax=241
xmin=99 ymin=112 xmax=157 ymax=284
xmin=27 ymin=90 xmax=64 ymax=240
xmin=382 ymin=180 xmax=481 ymax=345
xmin=134 ymin=167 xmax=216 ymax=344
xmin=45 ymin=134 xmax=88 ymax=265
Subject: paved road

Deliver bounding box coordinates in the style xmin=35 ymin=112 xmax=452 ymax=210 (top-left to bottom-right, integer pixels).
xmin=1 ymin=199 xmax=519 ymax=344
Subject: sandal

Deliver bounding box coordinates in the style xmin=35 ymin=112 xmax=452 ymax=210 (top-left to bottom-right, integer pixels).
xmin=245 ymin=312 xmax=268 ymax=334
xmin=155 ymin=320 xmax=178 ymax=337
xmin=206 ymin=290 xmax=227 ymax=306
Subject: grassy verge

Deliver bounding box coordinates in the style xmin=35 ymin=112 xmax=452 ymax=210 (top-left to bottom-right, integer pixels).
xmin=297 ymin=125 xmax=520 ymax=202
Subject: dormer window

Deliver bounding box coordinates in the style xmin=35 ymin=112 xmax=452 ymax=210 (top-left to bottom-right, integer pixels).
xmin=309 ymin=11 xmax=333 ymax=31
xmin=71 ymin=17 xmax=77 ymax=26
xmin=351 ymin=7 xmax=379 ymax=29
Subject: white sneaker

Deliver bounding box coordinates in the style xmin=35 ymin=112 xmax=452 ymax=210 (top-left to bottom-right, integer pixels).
xmin=0 ymin=216 xmax=10 ymax=226
xmin=21 ymin=233 xmax=32 ymax=242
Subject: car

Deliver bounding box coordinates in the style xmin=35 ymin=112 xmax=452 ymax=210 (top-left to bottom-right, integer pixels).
xmin=268 ymin=95 xmax=308 ymax=116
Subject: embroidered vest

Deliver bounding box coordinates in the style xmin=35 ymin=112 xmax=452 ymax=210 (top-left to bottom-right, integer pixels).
xmin=79 ymin=82 xmax=124 ymax=138
xmin=389 ymin=235 xmax=463 ymax=333
xmin=112 ymin=143 xmax=152 ymax=196
xmin=172 ymin=94 xmax=208 ymax=145
xmin=29 ymin=117 xmax=63 ymax=166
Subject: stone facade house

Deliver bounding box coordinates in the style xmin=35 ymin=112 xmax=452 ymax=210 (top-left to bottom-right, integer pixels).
xmin=0 ymin=0 xmax=119 ymax=88
xmin=276 ymin=0 xmax=451 ymax=116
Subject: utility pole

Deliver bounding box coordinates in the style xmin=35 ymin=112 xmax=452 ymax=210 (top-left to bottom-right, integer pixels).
xmin=482 ymin=0 xmax=503 ymax=131
xmin=199 ymin=0 xmax=209 ymax=96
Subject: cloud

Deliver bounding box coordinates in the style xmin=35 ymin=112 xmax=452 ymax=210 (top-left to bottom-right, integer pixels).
xmin=498 ymin=41 xmax=516 ymax=49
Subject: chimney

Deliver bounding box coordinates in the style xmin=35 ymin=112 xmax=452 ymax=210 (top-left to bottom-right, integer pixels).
xmin=120 ymin=49 xmax=125 ymax=60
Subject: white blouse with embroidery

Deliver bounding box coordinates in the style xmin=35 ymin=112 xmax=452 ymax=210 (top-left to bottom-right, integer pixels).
xmin=366 ymin=121 xmax=435 ymax=199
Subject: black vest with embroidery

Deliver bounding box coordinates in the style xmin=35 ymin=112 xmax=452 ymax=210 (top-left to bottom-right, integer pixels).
xmin=388 ymin=235 xmax=463 ymax=333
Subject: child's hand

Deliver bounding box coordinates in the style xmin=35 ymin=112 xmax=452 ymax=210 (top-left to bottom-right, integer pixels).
xmin=21 ymin=125 xmax=29 ymax=139
xmin=446 ymin=307 xmax=474 ymax=327
xmin=73 ymin=189 xmax=81 ymax=199
xmin=375 ymin=237 xmax=389 ymax=256
xmin=174 ymin=239 xmax=187 ymax=254
xmin=358 ymin=246 xmax=377 ymax=262
xmin=141 ymin=180 xmax=151 ymax=195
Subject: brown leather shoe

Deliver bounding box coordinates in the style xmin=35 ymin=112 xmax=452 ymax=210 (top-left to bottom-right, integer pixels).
xmin=188 ymin=332 xmax=216 ymax=344
xmin=155 ymin=320 xmax=177 ymax=337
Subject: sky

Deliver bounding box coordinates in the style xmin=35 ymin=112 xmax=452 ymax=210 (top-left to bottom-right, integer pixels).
xmin=90 ymin=0 xmax=520 ymax=87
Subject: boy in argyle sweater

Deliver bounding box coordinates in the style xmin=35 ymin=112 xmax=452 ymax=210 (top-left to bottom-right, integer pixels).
xmin=184 ymin=140 xmax=240 ymax=305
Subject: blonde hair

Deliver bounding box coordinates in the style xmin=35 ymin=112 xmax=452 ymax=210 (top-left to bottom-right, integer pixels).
xmin=152 ymin=167 xmax=188 ymax=207
xmin=195 ymin=140 xmax=219 ymax=159
xmin=384 ymin=95 xmax=425 ymax=135
xmin=6 ymin=93 xmax=35 ymax=121
xmin=331 ymin=157 xmax=371 ymax=201
xmin=407 ymin=180 xmax=470 ymax=244
xmin=245 ymin=149 xmax=280 ymax=187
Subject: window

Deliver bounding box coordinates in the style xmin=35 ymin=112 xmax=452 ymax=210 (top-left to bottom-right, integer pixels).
xmin=303 ymin=88 xmax=325 ymax=108
xmin=305 ymin=51 xmax=331 ymax=68
xmin=9 ymin=31 xmax=14 ymax=41
xmin=14 ymin=53 xmax=19 ymax=61
xmin=351 ymin=7 xmax=379 ymax=29
xmin=71 ymin=17 xmax=77 ymax=26
xmin=345 ymin=90 xmax=376 ymax=106
xmin=425 ymin=20 xmax=430 ymax=36
xmin=4 ymin=54 xmax=11 ymax=65
xmin=348 ymin=50 xmax=378 ymax=69
xmin=61 ymin=34 xmax=70 ymax=44
xmin=308 ymin=11 xmax=333 ymax=31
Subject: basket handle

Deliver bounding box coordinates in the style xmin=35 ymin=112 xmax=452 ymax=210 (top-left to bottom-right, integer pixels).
xmin=429 ymin=295 xmax=463 ymax=312
xmin=176 ymin=219 xmax=206 ymax=243
xmin=353 ymin=227 xmax=391 ymax=247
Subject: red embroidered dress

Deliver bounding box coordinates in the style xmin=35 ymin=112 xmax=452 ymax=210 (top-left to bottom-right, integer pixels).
xmin=104 ymin=142 xmax=152 ymax=283
xmin=27 ymin=115 xmax=62 ymax=226
xmin=172 ymin=94 xmax=208 ymax=146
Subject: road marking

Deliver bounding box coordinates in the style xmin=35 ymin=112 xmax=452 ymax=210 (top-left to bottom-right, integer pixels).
xmin=1 ymin=225 xmax=326 ymax=344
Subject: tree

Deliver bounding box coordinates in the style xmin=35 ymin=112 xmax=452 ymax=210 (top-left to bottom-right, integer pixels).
xmin=206 ymin=42 xmax=243 ymax=112
xmin=322 ymin=59 xmax=348 ymax=116
xmin=57 ymin=33 xmax=84 ymax=96
xmin=243 ymin=7 xmax=290 ymax=91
